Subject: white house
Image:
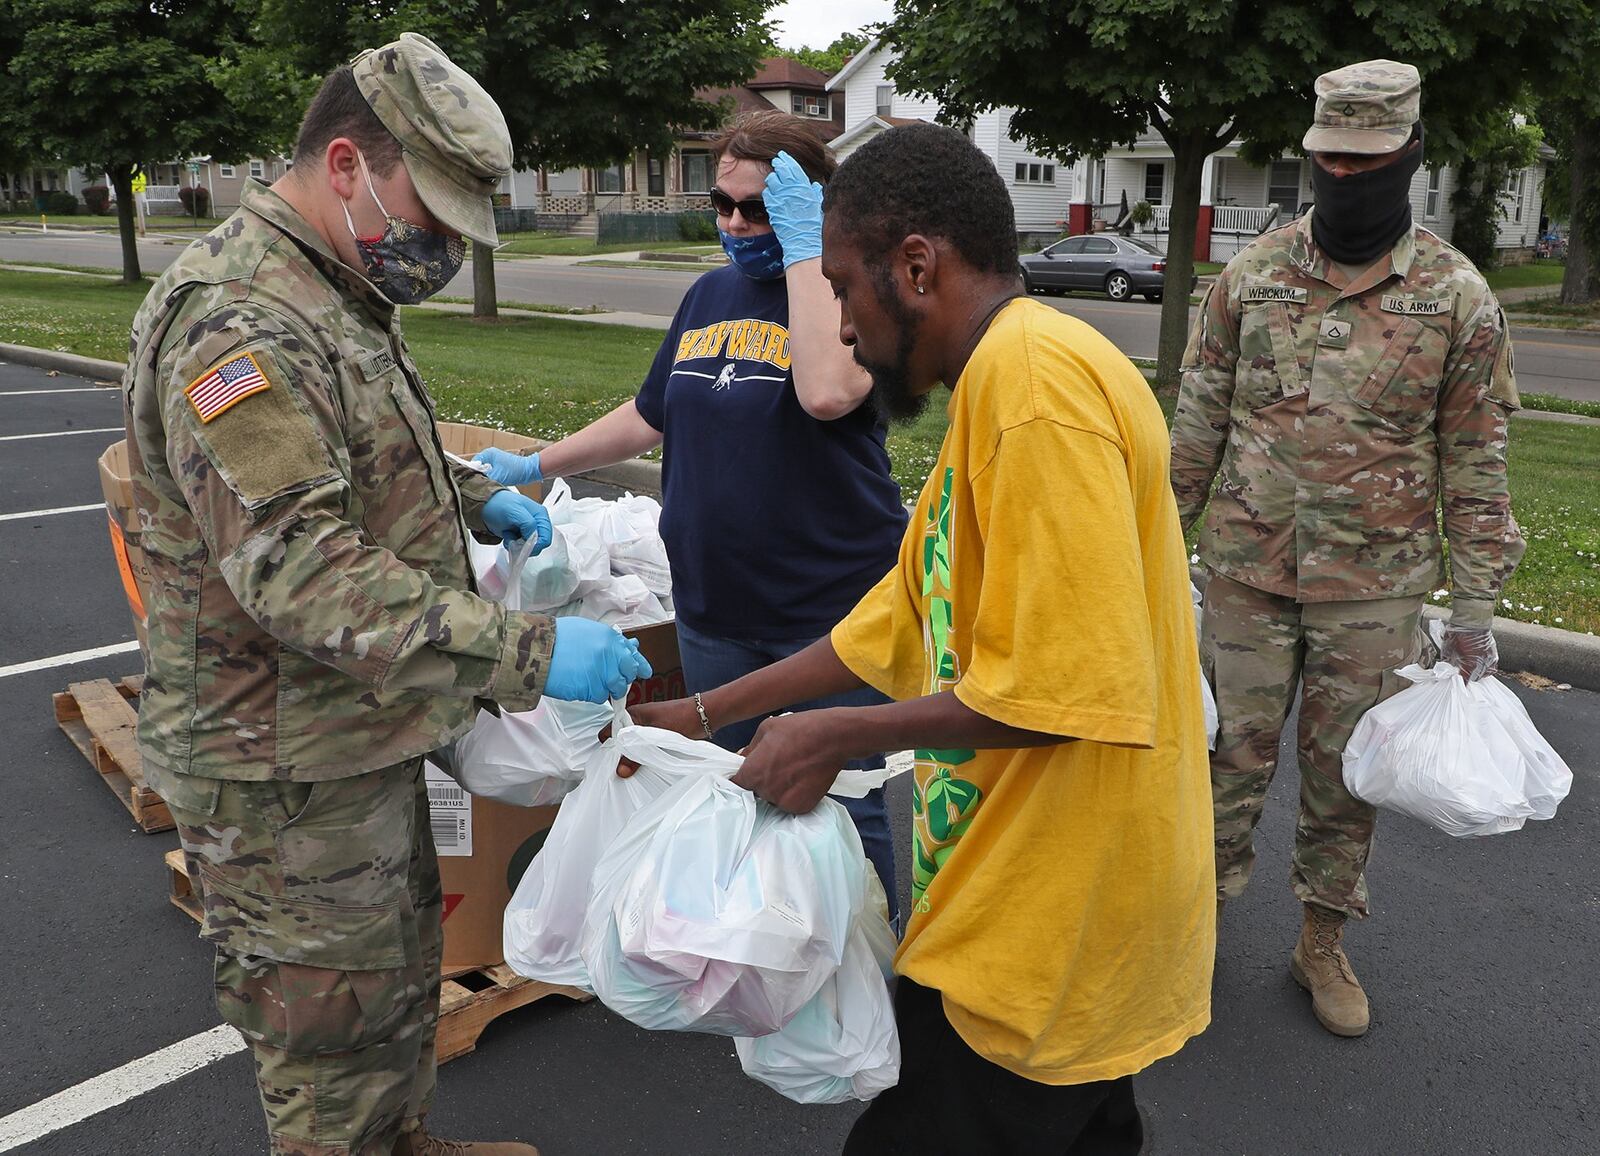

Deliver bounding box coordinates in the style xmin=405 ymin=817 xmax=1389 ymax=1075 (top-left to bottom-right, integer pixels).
xmin=1090 ymin=132 xmax=1550 ymax=262
xmin=828 ymin=40 xmax=1551 ymax=261
xmin=826 ymin=38 xmax=1087 ymax=242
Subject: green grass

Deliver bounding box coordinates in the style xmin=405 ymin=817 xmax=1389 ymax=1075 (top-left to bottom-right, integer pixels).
xmin=3 ymin=264 xmax=1596 ymax=633
xmin=1506 ymin=293 xmax=1600 ymax=323
xmin=497 ymin=232 xmax=711 ymax=257
xmin=0 ymin=268 xmax=153 ymax=359
xmin=1484 ymin=262 xmax=1566 ymax=291
xmin=1520 ymin=392 xmax=1600 ymax=420
xmin=0 ymin=259 xmax=125 ymax=277
xmin=1194 ymin=262 xmax=1226 ymax=276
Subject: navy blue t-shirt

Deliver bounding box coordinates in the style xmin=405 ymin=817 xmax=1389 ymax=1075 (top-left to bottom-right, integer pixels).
xmin=635 ymin=264 xmax=906 ymax=640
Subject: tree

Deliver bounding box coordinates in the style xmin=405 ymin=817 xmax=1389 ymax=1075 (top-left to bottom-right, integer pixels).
xmin=881 ymin=1 xmax=1581 ymax=389
xmin=1450 ymin=114 xmax=1542 ymax=271
xmin=1531 ymin=6 xmax=1600 ymax=304
xmin=0 ymin=0 xmax=285 ymax=283
xmin=256 ymin=0 xmax=777 ymax=317
xmin=771 ymin=31 xmax=871 ymax=76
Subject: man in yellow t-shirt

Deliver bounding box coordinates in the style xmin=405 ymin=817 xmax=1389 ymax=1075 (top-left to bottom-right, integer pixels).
xmin=631 ymin=123 xmax=1213 ymax=1152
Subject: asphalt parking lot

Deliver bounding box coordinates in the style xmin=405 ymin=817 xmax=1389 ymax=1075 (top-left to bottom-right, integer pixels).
xmin=1 ymin=358 xmax=1596 ymax=1155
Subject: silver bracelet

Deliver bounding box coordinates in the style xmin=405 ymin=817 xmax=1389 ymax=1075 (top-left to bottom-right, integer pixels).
xmin=692 ymin=692 xmax=715 ymax=739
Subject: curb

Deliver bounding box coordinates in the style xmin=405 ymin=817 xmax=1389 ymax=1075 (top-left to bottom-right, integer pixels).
xmin=0 ymin=341 xmax=664 ymax=497
xmin=1191 ymin=566 xmax=1600 ymax=693
xmin=0 ymin=342 xmax=124 ymax=382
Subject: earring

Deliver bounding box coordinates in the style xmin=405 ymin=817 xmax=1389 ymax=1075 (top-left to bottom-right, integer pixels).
xmin=916 ymin=285 xmax=925 ymax=295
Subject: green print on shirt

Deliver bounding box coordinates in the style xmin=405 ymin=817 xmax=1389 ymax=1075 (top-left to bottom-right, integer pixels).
xmin=912 ymin=468 xmax=981 ymax=913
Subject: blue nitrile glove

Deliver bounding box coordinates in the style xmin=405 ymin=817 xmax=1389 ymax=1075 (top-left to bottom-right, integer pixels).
xmin=474 ymin=447 xmax=542 ymax=487
xmin=544 ymin=618 xmax=653 ymax=704
xmin=482 ymin=489 xmax=553 ymax=555
xmin=762 ymin=150 xmax=824 ymax=267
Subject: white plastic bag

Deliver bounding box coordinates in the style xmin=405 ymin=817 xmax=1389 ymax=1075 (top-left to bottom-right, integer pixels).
xmin=1343 ymin=664 xmax=1535 ymax=837
xmin=598 ymin=493 xmax=672 ymax=595
xmin=551 ymin=572 xmax=667 ymax=628
xmin=1191 ymin=583 xmax=1219 ymax=750
xmin=580 ymin=726 xmax=869 ymax=1037
xmin=1468 ymin=676 xmax=1573 ymax=820
xmin=447 ymin=697 xmax=613 ymax=807
xmin=502 ymin=703 xmax=707 ymax=987
xmin=734 ymin=876 xmax=900 ymax=1104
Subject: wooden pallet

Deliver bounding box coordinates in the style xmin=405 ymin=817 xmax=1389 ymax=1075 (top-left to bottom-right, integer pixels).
xmin=163 ymin=849 xmax=586 ymax=1063
xmin=54 ymin=677 xmax=172 ymax=833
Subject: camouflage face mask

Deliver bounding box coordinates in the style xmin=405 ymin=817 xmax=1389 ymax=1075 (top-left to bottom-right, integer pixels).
xmin=341 ymin=152 xmax=466 ymax=304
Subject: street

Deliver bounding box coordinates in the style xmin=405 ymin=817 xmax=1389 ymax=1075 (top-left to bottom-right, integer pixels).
xmin=1 ymin=358 xmax=1596 ymax=1155
xmin=4 ymin=226 xmax=1599 ymax=403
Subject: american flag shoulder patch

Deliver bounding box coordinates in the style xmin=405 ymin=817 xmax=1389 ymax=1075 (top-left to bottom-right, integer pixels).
xmin=185 ymin=351 xmax=271 ymax=423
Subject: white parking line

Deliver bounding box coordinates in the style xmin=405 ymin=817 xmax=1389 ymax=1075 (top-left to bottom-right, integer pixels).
xmin=0 ymin=502 xmax=104 ymax=523
xmin=0 ymin=1025 xmax=246 ymax=1152
xmin=0 ymin=426 xmax=123 ymax=442
xmin=0 ymin=388 xmax=117 ymax=396
xmin=0 ymin=640 xmax=140 ymax=679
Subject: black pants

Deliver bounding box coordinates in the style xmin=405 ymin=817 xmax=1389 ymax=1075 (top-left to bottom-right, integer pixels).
xmin=843 ymin=979 xmax=1145 ymax=1155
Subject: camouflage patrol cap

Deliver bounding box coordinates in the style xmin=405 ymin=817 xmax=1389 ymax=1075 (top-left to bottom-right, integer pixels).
xmin=1302 ymin=59 xmax=1421 ymax=156
xmin=350 ymin=33 xmax=511 ymax=245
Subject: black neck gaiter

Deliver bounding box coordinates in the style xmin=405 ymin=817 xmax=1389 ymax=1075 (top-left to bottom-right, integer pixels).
xmin=1310 ymin=125 xmax=1424 ymax=265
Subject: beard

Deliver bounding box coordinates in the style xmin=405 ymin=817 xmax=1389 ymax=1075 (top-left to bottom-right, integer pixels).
xmin=859 ymin=267 xmax=930 ymax=424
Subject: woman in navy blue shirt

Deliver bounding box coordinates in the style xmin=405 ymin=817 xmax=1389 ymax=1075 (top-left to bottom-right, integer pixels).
xmin=477 ymin=111 xmax=906 ymax=923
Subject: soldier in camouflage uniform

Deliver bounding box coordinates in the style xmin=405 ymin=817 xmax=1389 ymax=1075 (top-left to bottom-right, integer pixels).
xmin=1171 ymin=60 xmax=1524 ymax=1038
xmin=124 ymin=33 xmax=647 ymax=1155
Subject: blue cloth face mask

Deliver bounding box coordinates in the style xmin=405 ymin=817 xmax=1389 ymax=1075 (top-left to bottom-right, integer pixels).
xmin=719 ymin=230 xmax=787 ymax=281
xmin=341 ymin=152 xmax=467 ymax=305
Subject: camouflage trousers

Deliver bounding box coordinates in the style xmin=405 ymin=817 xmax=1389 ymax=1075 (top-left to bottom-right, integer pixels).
xmin=1201 ymin=572 xmax=1430 ymax=918
xmin=155 ymin=758 xmax=442 ymax=1155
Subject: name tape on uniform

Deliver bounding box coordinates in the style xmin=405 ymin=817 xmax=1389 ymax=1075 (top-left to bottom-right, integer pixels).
xmin=1241 ymin=286 xmax=1309 ymax=304
xmin=359 ymin=349 xmax=397 ymax=380
xmin=1380 ymin=295 xmax=1450 ymax=316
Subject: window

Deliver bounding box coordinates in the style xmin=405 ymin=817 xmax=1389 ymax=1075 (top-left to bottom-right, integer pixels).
xmin=1084 ymin=237 xmax=1117 ymax=254
xmin=1143 ymin=162 xmax=1165 ymax=204
xmin=594 ymin=164 xmax=626 ymax=193
xmin=1425 ymin=167 xmax=1442 ymax=218
xmin=1048 ymin=237 xmax=1088 ymax=255
xmin=249 ymin=159 xmax=265 ymax=179
xmin=791 ymin=94 xmax=830 ymax=117
xmin=875 ymin=85 xmax=893 ymax=118
xmin=1267 ymin=159 xmax=1302 ymax=213
xmin=681 ymin=151 xmax=713 ymax=193
xmin=1014 ymin=162 xmax=1054 ymax=184
xmin=219 ymin=164 xmax=236 ymax=179
xmin=647 ymin=156 xmax=664 ymax=198
xmin=1512 ymin=170 xmax=1525 ymax=222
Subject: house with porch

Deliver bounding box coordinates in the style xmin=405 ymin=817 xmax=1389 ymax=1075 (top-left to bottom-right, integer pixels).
xmin=825 ymin=37 xmax=1087 ymax=243
xmin=1074 ymin=134 xmax=1550 ymax=263
xmin=500 ymin=57 xmax=845 ymax=226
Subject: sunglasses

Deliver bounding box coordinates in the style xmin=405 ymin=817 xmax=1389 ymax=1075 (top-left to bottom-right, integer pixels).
xmin=709 ymin=186 xmax=769 ymax=225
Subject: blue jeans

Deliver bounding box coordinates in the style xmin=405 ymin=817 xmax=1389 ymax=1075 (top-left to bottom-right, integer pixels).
xmin=675 ymin=619 xmax=900 ymax=928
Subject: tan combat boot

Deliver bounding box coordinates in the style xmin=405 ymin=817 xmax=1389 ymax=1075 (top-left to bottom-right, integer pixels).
xmin=394 ymin=1126 xmax=539 ymax=1156
xmin=1289 ymin=904 xmax=1370 ymax=1037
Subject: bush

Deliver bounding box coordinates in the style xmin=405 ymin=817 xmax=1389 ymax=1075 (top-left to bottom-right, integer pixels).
xmin=35 ymin=190 xmax=78 ymax=216
xmin=83 ymin=186 xmax=112 ymax=215
xmin=678 ymin=211 xmax=718 ymax=242
xmin=178 ymin=185 xmax=212 ymax=216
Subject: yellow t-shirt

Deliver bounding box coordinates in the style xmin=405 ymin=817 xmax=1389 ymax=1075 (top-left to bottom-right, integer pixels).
xmin=832 ymin=297 xmax=1214 ymax=1085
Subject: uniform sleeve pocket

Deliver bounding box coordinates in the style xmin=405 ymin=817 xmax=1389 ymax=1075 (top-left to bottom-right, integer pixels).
xmin=196 ymin=863 xmax=408 ymax=970
xmin=1353 ymin=318 xmax=1445 ymax=433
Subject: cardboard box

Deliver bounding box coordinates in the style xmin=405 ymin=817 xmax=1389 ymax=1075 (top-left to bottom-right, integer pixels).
xmin=433 ymin=618 xmax=683 ymax=971
xmin=435 ymin=421 xmax=545 ymax=501
xmin=98 ymin=440 xmax=152 ymax=657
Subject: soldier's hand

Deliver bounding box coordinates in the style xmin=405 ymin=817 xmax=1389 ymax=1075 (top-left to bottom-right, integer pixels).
xmin=545 ymin=617 xmax=651 ymax=704
xmin=475 ymin=447 xmax=542 ymax=487
xmin=1441 ymin=626 xmax=1498 ymax=683
xmin=482 ymin=489 xmax=553 ymax=555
